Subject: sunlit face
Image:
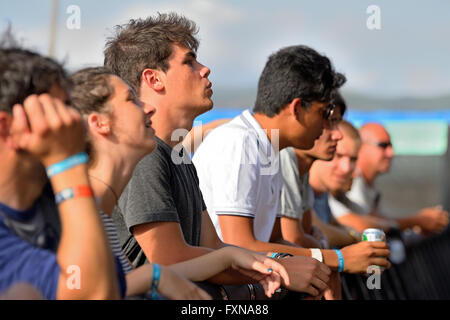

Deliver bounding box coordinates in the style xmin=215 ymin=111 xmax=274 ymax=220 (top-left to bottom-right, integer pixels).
xmin=304 ymin=107 xmax=343 ymax=160
xmin=107 ymin=75 xmax=156 ymax=155
xmin=359 ymin=126 xmax=394 ymax=174
xmin=161 ymin=44 xmax=213 ymax=117
xmin=314 ymin=130 xmax=361 ymax=193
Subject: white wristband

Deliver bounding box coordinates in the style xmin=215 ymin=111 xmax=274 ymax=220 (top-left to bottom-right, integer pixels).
xmin=310 ymin=248 xmax=323 ymax=262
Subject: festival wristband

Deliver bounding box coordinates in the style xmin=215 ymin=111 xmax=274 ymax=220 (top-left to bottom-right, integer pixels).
xmin=151 ymin=264 xmax=161 ymax=300
xmin=55 ymin=185 xmax=94 ymax=205
xmin=46 ymin=152 xmax=89 ymax=178
xmin=270 ymin=252 xmax=293 ymax=259
xmin=333 ymin=249 xmax=345 ymax=272
xmin=310 ymin=248 xmax=323 ymax=263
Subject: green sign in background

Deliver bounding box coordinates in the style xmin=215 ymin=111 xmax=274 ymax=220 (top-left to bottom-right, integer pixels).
xmin=378 ymin=122 xmax=447 ymax=156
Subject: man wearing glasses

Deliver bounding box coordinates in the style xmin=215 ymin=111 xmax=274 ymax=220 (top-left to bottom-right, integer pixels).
xmin=279 ymin=92 xmax=361 ymax=251
xmin=193 ymin=45 xmax=391 ymax=295
xmin=328 ymin=122 xmax=449 ymax=235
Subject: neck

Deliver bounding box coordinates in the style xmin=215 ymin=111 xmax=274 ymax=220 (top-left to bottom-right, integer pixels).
xmin=359 ymin=164 xmax=376 ymax=186
xmin=0 ymin=153 xmax=46 ymax=211
xmin=253 ymin=113 xmax=290 ymax=150
xmin=142 ymin=92 xmax=198 ymax=148
xmin=88 ymin=153 xmax=139 ymax=216
xmin=294 ymin=149 xmax=315 ymax=177
xmin=309 ymin=165 xmax=327 ymax=196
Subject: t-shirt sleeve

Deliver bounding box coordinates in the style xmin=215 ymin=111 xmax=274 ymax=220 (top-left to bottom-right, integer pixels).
xmin=194 ymin=129 xmax=260 ymax=218
xmin=118 ymin=147 xmax=180 ymax=233
xmin=0 ymin=223 xmax=60 ymax=300
xmin=328 ymin=194 xmax=352 ymax=219
xmin=279 ymin=148 xmax=304 ymax=220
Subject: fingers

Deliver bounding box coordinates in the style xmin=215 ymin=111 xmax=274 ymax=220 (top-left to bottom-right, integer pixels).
xmin=371 ymin=248 xmax=391 ymax=258
xmin=10 ymin=104 xmax=31 ymax=149
xmin=318 ymin=261 xmax=332 ymax=277
xmin=310 ymin=275 xmax=329 ymax=293
xmin=304 ymin=285 xmax=320 ymax=297
xmin=196 ymin=287 xmax=212 ymax=300
xmin=370 ymin=258 xmax=391 ymax=269
xmin=23 ymin=95 xmax=48 ymax=135
xmin=368 ymin=241 xmax=390 ymax=249
xmin=262 ymin=258 xmax=290 ymax=286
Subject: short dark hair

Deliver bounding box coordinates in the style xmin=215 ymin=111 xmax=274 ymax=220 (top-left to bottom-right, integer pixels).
xmin=253 ymin=45 xmax=346 ymax=117
xmin=333 ymin=90 xmax=347 ymax=117
xmin=0 ymin=49 xmax=70 ymax=113
xmin=104 ymin=12 xmax=199 ymax=94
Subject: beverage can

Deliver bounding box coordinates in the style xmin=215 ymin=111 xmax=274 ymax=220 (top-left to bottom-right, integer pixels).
xmin=361 ymin=228 xmax=386 ymax=272
xmin=361 ymin=228 xmax=386 ymax=242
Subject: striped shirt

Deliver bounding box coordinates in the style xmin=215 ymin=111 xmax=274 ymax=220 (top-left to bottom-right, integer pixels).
xmin=100 ymin=211 xmax=133 ymax=275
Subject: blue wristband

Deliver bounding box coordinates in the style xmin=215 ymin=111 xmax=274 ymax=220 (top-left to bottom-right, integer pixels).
xmin=46 ymin=152 xmax=89 ymax=178
xmin=333 ymin=249 xmax=344 ymax=272
xmin=151 ymin=264 xmax=161 ymax=300
xmin=270 ymin=253 xmax=279 ymax=258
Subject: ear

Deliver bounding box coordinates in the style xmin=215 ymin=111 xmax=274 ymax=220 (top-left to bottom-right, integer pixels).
xmin=141 ymin=68 xmax=165 ymax=92
xmin=87 ymin=113 xmax=110 ymax=136
xmin=287 ymin=98 xmax=303 ymax=121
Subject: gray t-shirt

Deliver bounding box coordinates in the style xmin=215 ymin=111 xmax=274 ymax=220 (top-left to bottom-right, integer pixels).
xmin=113 ymin=137 xmax=205 ymax=267
xmin=279 ymin=147 xmax=313 ymax=220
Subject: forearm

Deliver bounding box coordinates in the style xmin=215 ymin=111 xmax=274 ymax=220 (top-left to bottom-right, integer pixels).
xmin=125 ymin=264 xmax=153 ymax=297
xmin=318 ymin=223 xmax=356 ymax=248
xmin=169 ymin=247 xmax=233 ymax=281
xmin=231 ymin=238 xmax=340 ymax=272
xmin=53 ymin=164 xmax=119 ymax=299
xmin=394 ymin=216 xmax=421 ymax=230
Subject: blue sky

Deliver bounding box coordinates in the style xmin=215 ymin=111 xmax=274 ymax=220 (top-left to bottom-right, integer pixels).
xmin=2 ymin=0 xmax=450 ymax=98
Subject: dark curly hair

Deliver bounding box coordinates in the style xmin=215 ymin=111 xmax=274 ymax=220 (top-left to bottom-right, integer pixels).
xmin=253 ymin=45 xmax=346 ymax=117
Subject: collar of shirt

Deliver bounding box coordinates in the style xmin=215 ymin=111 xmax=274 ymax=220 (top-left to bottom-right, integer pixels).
xmin=241 ymin=109 xmax=280 ymax=173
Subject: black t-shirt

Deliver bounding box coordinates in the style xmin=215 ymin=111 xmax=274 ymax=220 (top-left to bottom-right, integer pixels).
xmin=113 ymin=137 xmax=205 ymax=267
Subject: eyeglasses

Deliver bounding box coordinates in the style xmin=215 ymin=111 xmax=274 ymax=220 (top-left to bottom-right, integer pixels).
xmin=322 ymin=103 xmax=336 ymax=121
xmin=366 ymin=141 xmax=392 ymax=149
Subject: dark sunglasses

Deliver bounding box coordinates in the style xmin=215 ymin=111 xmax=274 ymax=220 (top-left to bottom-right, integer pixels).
xmin=322 ymin=103 xmax=336 ymax=120
xmin=366 ymin=141 xmax=392 ymax=149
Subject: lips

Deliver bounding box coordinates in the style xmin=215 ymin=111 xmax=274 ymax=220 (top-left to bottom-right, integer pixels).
xmin=144 ymin=114 xmax=153 ymax=129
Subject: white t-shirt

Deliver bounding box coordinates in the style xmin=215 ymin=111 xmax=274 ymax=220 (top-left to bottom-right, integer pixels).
xmin=279 ymin=147 xmax=313 ymax=220
xmin=346 ymin=174 xmax=381 ymax=215
xmin=328 ymin=174 xmax=381 ymax=218
xmin=193 ymin=110 xmax=282 ymax=242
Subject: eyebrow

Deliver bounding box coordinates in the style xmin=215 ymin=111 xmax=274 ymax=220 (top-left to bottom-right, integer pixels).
xmin=126 ymin=89 xmax=137 ymax=101
xmin=185 ymin=51 xmax=197 ymax=60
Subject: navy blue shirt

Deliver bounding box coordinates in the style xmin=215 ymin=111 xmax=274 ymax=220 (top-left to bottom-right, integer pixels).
xmin=0 ymin=189 xmax=126 ymax=299
xmin=313 ymin=191 xmax=333 ymax=224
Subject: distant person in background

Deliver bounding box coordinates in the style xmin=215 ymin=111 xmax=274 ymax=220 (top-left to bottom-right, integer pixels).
xmin=309 ymin=120 xmax=364 ymax=235
xmin=328 ymin=122 xmax=449 ymax=234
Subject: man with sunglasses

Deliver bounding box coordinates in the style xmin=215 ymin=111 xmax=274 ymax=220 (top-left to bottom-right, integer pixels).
xmin=328 ymin=122 xmax=449 ymax=235
xmin=193 ymin=45 xmax=391 ymax=290
xmin=279 ymin=92 xmax=361 ymax=252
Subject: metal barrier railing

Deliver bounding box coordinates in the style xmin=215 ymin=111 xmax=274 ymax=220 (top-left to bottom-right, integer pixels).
xmin=341 ymin=226 xmax=450 ymax=300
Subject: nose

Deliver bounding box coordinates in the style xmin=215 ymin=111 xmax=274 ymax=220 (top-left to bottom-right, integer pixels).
xmin=143 ymin=102 xmax=157 ymax=116
xmin=385 ymin=145 xmax=394 ymax=158
xmin=331 ymin=127 xmax=343 ymax=142
xmin=199 ymin=63 xmax=211 ymax=78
